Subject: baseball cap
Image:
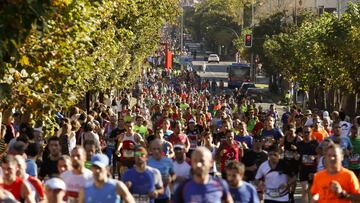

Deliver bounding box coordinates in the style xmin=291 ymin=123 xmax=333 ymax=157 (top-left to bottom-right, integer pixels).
xmin=45 ymin=178 xmax=66 ymax=190
xmin=305 ymin=109 xmax=312 ymax=115
xmin=91 ymin=153 xmax=109 ymax=168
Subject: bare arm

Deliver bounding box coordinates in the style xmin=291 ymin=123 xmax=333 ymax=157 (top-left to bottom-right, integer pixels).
xmin=21 ymin=182 xmax=35 ymax=203
xmin=117 ymin=181 xmax=135 ymax=203
xmin=78 ymin=188 xmax=84 ymax=203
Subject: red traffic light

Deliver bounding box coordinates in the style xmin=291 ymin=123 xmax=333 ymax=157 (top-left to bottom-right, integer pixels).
xmin=245 ymin=34 xmax=252 ymax=48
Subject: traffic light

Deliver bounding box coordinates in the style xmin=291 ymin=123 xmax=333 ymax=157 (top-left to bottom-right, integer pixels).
xmin=245 ymin=34 xmax=252 ymax=48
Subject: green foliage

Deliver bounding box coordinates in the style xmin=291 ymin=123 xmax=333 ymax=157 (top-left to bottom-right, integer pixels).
xmin=0 ymin=0 xmax=180 ymax=130
xmin=264 ymin=2 xmax=360 ymax=93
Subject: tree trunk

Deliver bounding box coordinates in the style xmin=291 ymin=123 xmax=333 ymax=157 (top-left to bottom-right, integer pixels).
xmin=86 ymin=92 xmax=91 ymax=112
xmin=0 ymin=111 xmax=2 ymax=135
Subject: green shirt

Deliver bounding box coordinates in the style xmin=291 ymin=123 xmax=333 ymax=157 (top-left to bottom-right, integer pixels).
xmin=349 ymin=136 xmax=360 ymax=170
xmin=133 ymin=125 xmax=149 ymax=139
xmin=247 ymin=118 xmax=257 ymax=132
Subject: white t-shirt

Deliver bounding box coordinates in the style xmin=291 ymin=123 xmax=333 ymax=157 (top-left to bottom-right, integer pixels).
xmin=60 ymin=169 xmax=93 ymax=201
xmin=255 ymin=160 xmax=289 ymax=202
xmin=147 ymin=166 xmax=163 ymax=188
xmin=173 ymin=160 xmax=191 ymax=192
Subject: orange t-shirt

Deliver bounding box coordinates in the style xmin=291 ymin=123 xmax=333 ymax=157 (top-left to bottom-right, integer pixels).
xmin=311 ymin=128 xmax=329 ymax=142
xmin=310 ymin=168 xmax=360 ymax=203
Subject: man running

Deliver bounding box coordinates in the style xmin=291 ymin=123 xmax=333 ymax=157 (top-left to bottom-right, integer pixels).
xmin=311 ymin=143 xmax=360 ymax=202
xmin=255 ymin=145 xmax=296 ymax=203
xmin=148 ymin=139 xmax=176 ymax=203
xmin=79 ymin=153 xmax=135 ymax=203
xmin=60 ymin=146 xmax=93 ymax=202
xmin=173 ymin=147 xmax=233 ymax=203
xmin=39 ymin=136 xmax=62 ymax=180
xmin=122 ymin=147 xmax=163 ymax=203
xmin=226 ymin=161 xmax=259 ymax=203
xmin=1 ymin=155 xmax=36 ymax=203
xmin=41 ymin=178 xmax=67 ymax=203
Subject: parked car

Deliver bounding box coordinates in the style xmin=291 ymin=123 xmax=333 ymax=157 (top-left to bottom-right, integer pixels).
xmin=240 ymin=82 xmax=256 ymax=94
xmin=207 ymin=54 xmax=220 ymax=63
xmin=245 ymin=87 xmax=268 ymax=102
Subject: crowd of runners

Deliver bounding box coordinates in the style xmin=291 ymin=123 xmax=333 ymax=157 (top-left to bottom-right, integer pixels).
xmin=1 ymin=67 xmax=360 ymax=203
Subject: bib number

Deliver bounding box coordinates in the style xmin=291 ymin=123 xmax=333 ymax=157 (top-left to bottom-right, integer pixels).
xmin=133 ymin=194 xmax=150 ymax=203
xmin=266 ymin=188 xmax=280 ymax=198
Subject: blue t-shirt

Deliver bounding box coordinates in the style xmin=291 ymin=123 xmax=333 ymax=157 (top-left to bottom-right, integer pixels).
xmin=84 ymin=179 xmax=120 ymax=203
xmin=229 ymin=182 xmax=260 ymax=203
xmin=122 ymin=168 xmax=156 ymax=203
xmin=26 ymin=159 xmax=37 ymax=177
xmin=235 ymin=135 xmax=253 ymax=149
xmin=173 ymin=176 xmax=231 ymax=203
xmin=329 ymin=135 xmax=353 ymax=167
xmin=261 ymin=128 xmax=283 ymax=141
xmin=148 ymin=156 xmax=174 ymax=199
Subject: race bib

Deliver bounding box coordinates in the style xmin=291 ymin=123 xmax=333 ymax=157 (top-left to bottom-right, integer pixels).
xmin=190 ymin=141 xmax=197 ymax=149
xmin=284 ymin=150 xmax=294 ymax=159
xmin=123 ymin=150 xmax=134 ymax=158
xmin=133 ymin=194 xmax=150 ymax=203
xmin=266 ymin=188 xmax=280 ymax=198
xmin=302 ymin=155 xmax=315 ymax=165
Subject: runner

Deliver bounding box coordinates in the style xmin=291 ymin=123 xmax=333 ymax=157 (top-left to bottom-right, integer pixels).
xmin=57 ymin=155 xmax=72 ymax=173
xmin=14 ymin=155 xmax=45 ymax=202
xmin=226 ymin=161 xmax=260 ymax=203
xmin=234 ymin=121 xmax=253 ymax=149
xmin=279 ymin=124 xmax=301 ymax=203
xmin=116 ymin=120 xmax=145 ymax=177
xmin=255 ymin=145 xmax=296 ymax=203
xmin=147 ymin=139 xmax=176 ymax=203
xmin=1 ymin=155 xmax=36 ymax=203
xmin=122 ymin=147 xmax=163 ymax=203
xmin=241 ymin=135 xmax=268 ymax=183
xmin=349 ymin=125 xmax=360 ymax=178
xmin=172 ymin=144 xmax=191 ymax=194
xmin=173 ymin=147 xmax=233 ymax=203
xmin=185 ymin=118 xmax=201 ymax=155
xmin=297 ymin=126 xmax=319 ymax=203
xmin=310 ymin=116 xmax=329 ymax=143
xmin=79 ymin=153 xmax=135 ymax=203
xmin=329 ymin=122 xmax=352 ymax=168
xmin=41 ymin=178 xmax=67 ymax=203
xmin=216 ymin=130 xmax=243 ymax=178
xmin=168 ymin=121 xmax=190 ymax=153
xmin=39 ymin=136 xmax=61 ymax=180
xmin=260 ymin=116 xmax=284 ymax=150
xmin=311 ymin=143 xmax=360 ymax=202
xmin=60 ymin=146 xmax=93 ymax=203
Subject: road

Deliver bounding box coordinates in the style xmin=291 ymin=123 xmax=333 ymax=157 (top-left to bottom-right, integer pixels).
xmin=191 ymin=60 xmax=302 ymax=203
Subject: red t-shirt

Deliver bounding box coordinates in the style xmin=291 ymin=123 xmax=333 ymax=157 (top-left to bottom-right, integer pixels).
xmin=220 ymin=141 xmax=241 ymax=172
xmin=168 ymin=133 xmax=188 ymax=146
xmin=2 ymin=177 xmax=24 ymax=201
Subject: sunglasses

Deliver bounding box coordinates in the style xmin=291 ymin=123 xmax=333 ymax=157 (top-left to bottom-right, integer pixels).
xmin=304 ymin=131 xmax=310 ymax=134
xmin=134 ymin=152 xmax=146 ymax=157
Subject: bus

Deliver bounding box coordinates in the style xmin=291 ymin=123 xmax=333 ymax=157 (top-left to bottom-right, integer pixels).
xmin=227 ymin=63 xmax=251 ymax=89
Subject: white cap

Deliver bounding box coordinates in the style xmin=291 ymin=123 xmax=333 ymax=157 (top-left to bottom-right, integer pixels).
xmin=323 ymin=111 xmax=330 ymax=118
xmin=45 ymin=178 xmax=66 ymax=190
xmin=188 ymin=119 xmax=196 ymax=123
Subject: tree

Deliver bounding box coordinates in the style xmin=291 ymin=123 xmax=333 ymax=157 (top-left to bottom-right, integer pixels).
xmin=0 ymin=0 xmax=180 ymax=134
